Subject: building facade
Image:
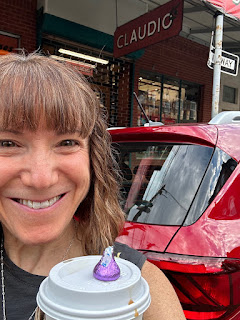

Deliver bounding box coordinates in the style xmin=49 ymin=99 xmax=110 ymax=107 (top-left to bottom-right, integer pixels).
xmin=0 ymin=0 xmax=239 ymax=127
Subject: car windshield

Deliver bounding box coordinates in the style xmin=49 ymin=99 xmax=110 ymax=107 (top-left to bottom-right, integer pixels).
xmin=113 ymin=142 xmax=237 ymax=226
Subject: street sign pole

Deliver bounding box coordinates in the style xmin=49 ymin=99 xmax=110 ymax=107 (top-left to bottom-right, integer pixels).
xmin=211 ymin=12 xmax=224 ymax=119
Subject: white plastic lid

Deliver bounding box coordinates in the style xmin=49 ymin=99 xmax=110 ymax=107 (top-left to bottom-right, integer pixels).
xmin=37 ymin=256 xmax=151 ymax=320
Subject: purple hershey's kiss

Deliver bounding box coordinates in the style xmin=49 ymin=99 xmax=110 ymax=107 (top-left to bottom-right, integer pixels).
xmin=93 ymin=246 xmax=120 ymax=281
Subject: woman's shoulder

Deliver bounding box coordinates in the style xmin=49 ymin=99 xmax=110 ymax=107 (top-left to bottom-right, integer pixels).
xmin=113 ymin=243 xmax=186 ymax=319
xmin=141 ymin=261 xmax=186 ymax=319
xmin=113 ymin=241 xmax=146 ymax=270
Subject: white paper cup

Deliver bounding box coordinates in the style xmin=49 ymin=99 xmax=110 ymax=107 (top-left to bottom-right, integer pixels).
xmin=37 ymin=255 xmax=151 ymax=320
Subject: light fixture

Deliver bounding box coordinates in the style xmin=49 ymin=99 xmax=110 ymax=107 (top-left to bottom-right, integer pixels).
xmin=58 ymin=48 xmax=109 ymax=65
xmin=50 ymin=55 xmax=96 ymax=68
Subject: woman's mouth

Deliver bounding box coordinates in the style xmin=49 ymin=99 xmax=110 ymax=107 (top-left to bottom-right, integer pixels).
xmin=13 ymin=195 xmax=63 ymax=209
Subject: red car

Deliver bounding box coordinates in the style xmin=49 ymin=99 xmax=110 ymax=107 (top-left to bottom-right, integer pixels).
xmin=110 ymin=112 xmax=240 ymax=320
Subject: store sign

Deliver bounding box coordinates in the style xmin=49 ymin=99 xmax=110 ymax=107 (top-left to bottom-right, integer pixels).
xmin=203 ymin=0 xmax=240 ymax=20
xmin=0 ymin=32 xmax=19 ymax=55
xmin=114 ymin=0 xmax=183 ymax=58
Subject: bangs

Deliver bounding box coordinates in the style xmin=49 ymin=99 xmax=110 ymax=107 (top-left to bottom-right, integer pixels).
xmin=0 ymin=54 xmax=98 ymax=137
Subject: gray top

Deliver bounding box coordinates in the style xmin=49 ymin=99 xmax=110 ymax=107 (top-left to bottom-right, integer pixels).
xmin=0 ymin=242 xmax=146 ymax=319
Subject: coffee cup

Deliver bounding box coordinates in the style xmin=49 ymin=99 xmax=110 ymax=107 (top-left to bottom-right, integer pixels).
xmin=36 ymin=255 xmax=151 ymax=319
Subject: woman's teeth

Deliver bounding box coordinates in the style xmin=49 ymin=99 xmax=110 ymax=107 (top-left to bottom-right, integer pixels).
xmin=18 ymin=196 xmax=61 ymax=209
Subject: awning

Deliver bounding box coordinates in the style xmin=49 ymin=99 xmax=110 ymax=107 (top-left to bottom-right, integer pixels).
xmin=203 ymin=0 xmax=240 ymax=20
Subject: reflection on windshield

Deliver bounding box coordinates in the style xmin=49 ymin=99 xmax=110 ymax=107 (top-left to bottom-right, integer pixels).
xmin=115 ymin=143 xmax=214 ymax=226
xmin=184 ymin=148 xmax=237 ymax=225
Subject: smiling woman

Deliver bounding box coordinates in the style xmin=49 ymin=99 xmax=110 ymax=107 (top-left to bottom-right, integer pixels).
xmin=0 ymin=53 xmax=123 ymax=255
xmin=0 ymin=53 xmax=185 ymax=320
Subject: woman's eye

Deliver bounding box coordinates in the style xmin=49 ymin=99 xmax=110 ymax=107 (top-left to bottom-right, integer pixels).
xmin=0 ymin=141 xmax=17 ymax=148
xmin=59 ymin=140 xmax=79 ymax=147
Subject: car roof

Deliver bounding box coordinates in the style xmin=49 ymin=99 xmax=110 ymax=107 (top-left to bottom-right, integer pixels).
xmin=109 ymin=123 xmax=240 ymax=162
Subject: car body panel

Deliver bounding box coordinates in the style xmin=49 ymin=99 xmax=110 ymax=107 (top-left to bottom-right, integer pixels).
xmin=117 ymin=221 xmax=180 ymax=252
xmin=118 ymin=165 xmax=240 ymax=257
xmin=216 ymin=124 xmax=240 ymax=162
xmin=111 ymin=123 xmax=240 ymax=258
xmin=111 ymin=124 xmax=240 ymax=163
xmin=111 ymin=121 xmax=240 ymax=319
xmin=167 ymin=164 xmax=240 ymax=258
xmin=110 ymin=124 xmax=218 ymax=147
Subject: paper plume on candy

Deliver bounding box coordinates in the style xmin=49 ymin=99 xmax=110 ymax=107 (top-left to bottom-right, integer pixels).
xmin=93 ymin=246 xmax=120 ymax=281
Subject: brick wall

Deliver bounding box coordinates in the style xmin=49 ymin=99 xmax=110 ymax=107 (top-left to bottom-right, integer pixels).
xmin=133 ymin=35 xmax=213 ymax=125
xmin=0 ymin=0 xmax=37 ymax=52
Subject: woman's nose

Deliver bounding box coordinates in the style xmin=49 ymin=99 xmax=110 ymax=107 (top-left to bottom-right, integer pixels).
xmin=20 ymin=152 xmax=59 ymax=189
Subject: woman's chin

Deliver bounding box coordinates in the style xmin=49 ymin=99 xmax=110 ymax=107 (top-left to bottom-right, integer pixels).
xmin=19 ymin=231 xmax=61 ymax=246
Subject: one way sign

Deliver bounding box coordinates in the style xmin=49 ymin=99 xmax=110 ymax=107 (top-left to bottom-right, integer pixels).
xmin=207 ymin=47 xmax=239 ymax=76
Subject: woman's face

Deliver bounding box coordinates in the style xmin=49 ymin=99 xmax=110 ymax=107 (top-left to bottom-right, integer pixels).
xmin=0 ymin=125 xmax=91 ymax=245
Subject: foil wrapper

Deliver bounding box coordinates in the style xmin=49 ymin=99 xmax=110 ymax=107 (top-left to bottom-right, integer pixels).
xmin=93 ymin=246 xmax=120 ymax=281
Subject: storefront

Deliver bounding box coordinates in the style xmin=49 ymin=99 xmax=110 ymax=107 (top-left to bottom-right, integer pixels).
xmin=38 ymin=13 xmax=139 ymax=127
xmin=112 ymin=0 xmax=212 ymax=126
xmin=1 ymin=0 xmax=214 ymax=128
xmin=1 ymin=0 xmax=238 ymax=127
xmin=39 ymin=27 xmax=212 ymax=127
xmin=132 ymin=35 xmax=213 ymax=126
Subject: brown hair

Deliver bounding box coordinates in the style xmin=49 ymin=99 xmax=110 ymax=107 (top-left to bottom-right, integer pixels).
xmin=0 ymin=52 xmax=125 ymax=254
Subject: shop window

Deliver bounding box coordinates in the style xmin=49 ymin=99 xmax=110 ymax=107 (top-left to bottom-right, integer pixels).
xmin=162 ymin=76 xmax=180 ymax=124
xmin=223 ymin=85 xmax=237 ymax=104
xmin=42 ymin=40 xmax=133 ymax=127
xmin=138 ymin=72 xmax=200 ymax=125
xmin=138 ymin=74 xmax=162 ymax=126
xmin=181 ymin=82 xmax=199 ymax=123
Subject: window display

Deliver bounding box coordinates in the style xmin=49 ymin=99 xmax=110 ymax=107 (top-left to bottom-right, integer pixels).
xmin=138 ymin=72 xmax=200 ymax=125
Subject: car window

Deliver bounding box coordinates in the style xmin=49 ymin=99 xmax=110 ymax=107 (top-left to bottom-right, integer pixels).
xmin=114 ymin=142 xmax=215 ymax=225
xmin=184 ymin=147 xmax=238 ymax=225
xmin=114 ymin=142 xmax=237 ymax=226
